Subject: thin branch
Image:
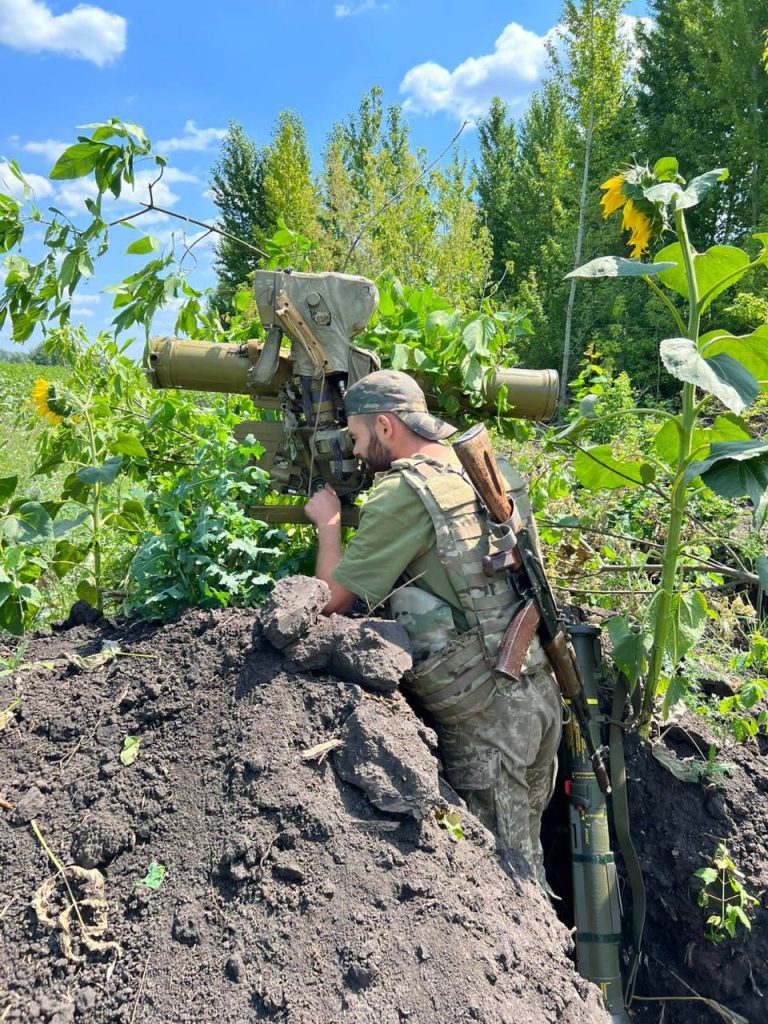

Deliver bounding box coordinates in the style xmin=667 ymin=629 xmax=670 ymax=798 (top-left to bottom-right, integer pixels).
xmin=111 ymin=209 xmax=150 ymax=228
xmin=560 ymin=562 xmax=758 ymax=583
xmin=109 ymin=203 xmax=268 ymax=259
xmin=642 ymin=274 xmax=687 ymax=335
xmin=341 ymin=120 xmax=469 ymax=271
xmin=539 ymin=518 xmax=666 ymax=550
xmin=179 ymin=227 xmax=214 ymax=272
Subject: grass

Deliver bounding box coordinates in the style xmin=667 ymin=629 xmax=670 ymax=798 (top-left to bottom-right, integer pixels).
xmin=0 ymin=363 xmax=68 ymax=496
xmin=0 ymin=362 xmax=83 ymax=627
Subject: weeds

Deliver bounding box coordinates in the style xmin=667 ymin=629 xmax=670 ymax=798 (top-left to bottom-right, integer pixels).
xmin=693 ymin=842 xmax=760 ymax=943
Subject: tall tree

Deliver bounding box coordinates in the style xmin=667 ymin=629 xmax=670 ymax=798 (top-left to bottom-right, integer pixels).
xmin=209 ymin=122 xmax=267 ymax=308
xmin=553 ymin=0 xmax=630 ymax=403
xmin=511 ymin=81 xmax=577 ymax=367
xmin=319 ymin=88 xmax=490 ymax=306
xmin=475 ymin=97 xmax=519 ymax=291
xmin=637 ymin=0 xmax=768 ymax=244
xmin=261 ymin=111 xmax=320 ymax=244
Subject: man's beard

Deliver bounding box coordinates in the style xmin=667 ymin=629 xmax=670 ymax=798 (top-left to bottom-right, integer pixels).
xmin=363 ymin=435 xmax=393 ymax=473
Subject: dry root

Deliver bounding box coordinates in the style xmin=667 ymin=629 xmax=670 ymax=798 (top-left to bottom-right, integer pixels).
xmin=33 ymin=864 xmax=122 ymax=963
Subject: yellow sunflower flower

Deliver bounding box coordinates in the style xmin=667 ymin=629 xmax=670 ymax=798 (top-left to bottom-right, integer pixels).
xmin=31 ymin=378 xmax=73 ymax=425
xmin=621 ymin=200 xmax=652 ymax=258
xmin=599 ymin=174 xmax=627 ymax=218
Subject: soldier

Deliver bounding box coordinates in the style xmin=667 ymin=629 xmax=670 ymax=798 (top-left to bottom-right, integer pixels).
xmin=304 ymin=370 xmax=562 ymax=887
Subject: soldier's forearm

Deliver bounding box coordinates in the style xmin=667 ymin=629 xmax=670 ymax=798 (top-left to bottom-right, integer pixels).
xmin=315 ymin=525 xmax=356 ymax=614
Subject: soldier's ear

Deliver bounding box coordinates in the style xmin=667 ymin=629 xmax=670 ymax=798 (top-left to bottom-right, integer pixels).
xmin=376 ymin=413 xmax=395 ymax=438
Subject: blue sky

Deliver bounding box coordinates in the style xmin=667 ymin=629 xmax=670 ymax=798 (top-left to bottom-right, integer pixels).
xmin=0 ymin=0 xmax=649 ymax=352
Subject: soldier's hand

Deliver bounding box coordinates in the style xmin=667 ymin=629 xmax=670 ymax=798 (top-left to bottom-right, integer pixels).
xmin=304 ymin=484 xmax=341 ymax=530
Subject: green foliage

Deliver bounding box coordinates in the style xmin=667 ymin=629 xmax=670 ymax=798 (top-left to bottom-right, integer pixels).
xmin=137 ymin=861 xmax=166 ymax=890
xmin=434 ymin=807 xmax=464 ymax=841
xmin=120 ymin=735 xmax=140 ymax=766
xmin=0 ymin=476 xmax=57 ymax=634
xmin=568 ymin=158 xmax=768 ymax=731
xmin=358 ymin=272 xmax=531 ymax=427
xmin=570 ymin=343 xmax=637 ymax=444
xmin=127 ymin=430 xmax=309 ymax=620
xmin=712 ymin=631 xmax=768 ymax=741
xmin=694 ymin=842 xmax=759 ymax=943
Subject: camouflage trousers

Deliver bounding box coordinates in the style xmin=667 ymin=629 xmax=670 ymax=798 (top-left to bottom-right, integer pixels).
xmin=437 ymin=661 xmax=562 ymax=887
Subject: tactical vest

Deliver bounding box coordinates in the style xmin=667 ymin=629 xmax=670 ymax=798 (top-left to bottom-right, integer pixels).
xmin=389 ymin=456 xmax=527 ymax=726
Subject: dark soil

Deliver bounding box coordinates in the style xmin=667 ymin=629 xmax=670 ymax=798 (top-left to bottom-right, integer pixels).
xmin=622 ymin=714 xmax=768 ymax=1024
xmin=1 ymin=604 xmax=610 ymax=1024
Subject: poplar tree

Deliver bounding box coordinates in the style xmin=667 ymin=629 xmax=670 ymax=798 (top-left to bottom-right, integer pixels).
xmin=553 ymin=0 xmax=630 ymax=402
xmin=319 ymin=88 xmax=490 ymax=306
xmin=261 ymin=111 xmax=320 ymax=245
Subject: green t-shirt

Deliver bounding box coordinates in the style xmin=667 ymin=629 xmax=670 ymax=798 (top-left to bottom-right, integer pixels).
xmin=333 ymin=452 xmax=468 ymax=630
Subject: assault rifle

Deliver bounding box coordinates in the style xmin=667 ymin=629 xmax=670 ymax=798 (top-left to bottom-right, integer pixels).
xmin=453 ymin=424 xmax=629 ymax=1021
xmin=452 ymin=423 xmax=611 ymax=796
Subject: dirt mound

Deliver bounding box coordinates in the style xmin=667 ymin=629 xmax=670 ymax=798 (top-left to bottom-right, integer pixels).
xmin=1 ymin=602 xmax=609 ymax=1024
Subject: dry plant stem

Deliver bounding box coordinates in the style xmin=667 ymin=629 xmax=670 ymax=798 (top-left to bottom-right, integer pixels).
xmin=0 ymin=795 xmax=13 ymax=811
xmin=539 ymin=519 xmax=666 ymax=550
xmin=554 ymin=585 xmax=654 ymax=597
xmin=0 ymin=895 xmax=16 ymax=919
xmin=129 ymin=954 xmax=151 ymax=1024
xmin=31 ymin=819 xmax=89 ymax=936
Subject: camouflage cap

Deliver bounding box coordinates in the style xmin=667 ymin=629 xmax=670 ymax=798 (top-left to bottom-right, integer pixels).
xmin=344 ymin=370 xmax=457 ymax=441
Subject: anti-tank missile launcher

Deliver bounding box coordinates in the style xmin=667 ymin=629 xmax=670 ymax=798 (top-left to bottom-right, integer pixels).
xmin=146 ymin=269 xmax=558 ymax=523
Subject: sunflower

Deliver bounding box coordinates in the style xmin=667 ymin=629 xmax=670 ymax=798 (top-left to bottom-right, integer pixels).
xmin=600 ymin=169 xmax=655 ymax=259
xmin=621 ymin=200 xmax=652 ymax=258
xmin=599 ymin=174 xmax=626 ymax=218
xmin=31 ymin=378 xmax=73 ymax=425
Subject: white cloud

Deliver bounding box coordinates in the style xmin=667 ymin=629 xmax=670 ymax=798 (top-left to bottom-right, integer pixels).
xmin=54 ymin=167 xmax=192 ymax=216
xmin=400 ymin=21 xmax=552 ymax=121
xmin=0 ymin=160 xmax=53 ymax=199
xmin=160 ymin=167 xmax=200 ymax=185
xmin=334 ymin=0 xmax=384 ymax=16
xmin=156 ymin=120 xmax=226 ymax=153
xmin=21 ymin=138 xmax=68 ymax=163
xmin=0 ymin=0 xmax=126 ymax=66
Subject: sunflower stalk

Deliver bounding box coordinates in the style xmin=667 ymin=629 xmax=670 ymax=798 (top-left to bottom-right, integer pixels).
xmin=82 ymin=399 xmax=104 ymax=613
xmin=639 ymin=208 xmax=699 ymax=736
xmin=570 ymin=157 xmax=765 ymax=736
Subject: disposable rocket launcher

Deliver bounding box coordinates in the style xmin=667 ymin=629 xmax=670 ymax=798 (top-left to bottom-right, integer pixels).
xmin=146 ymin=270 xmax=559 ymax=524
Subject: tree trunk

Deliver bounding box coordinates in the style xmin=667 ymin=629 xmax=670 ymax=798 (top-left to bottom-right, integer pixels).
xmin=560 ymin=93 xmax=594 ymax=408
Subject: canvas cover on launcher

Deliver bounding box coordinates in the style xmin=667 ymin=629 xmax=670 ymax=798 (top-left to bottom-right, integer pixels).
xmin=254 ymin=270 xmax=380 ymax=378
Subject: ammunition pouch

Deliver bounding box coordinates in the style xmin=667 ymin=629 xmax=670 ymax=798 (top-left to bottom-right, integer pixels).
xmin=402 ymin=627 xmax=499 ymax=726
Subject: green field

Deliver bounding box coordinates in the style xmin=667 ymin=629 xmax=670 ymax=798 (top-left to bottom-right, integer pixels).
xmin=0 ymin=363 xmax=67 ymax=497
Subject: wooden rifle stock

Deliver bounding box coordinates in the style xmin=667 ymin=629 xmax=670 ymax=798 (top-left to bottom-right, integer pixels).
xmin=452 ymin=424 xmax=513 ymax=525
